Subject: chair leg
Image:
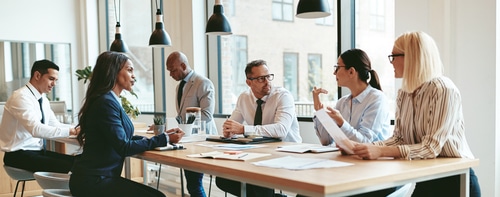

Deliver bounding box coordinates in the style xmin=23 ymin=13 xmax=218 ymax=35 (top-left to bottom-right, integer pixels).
xmin=180 ymin=168 xmax=185 ymax=197
xmin=20 ymin=180 xmax=25 ymax=197
xmin=156 ymin=164 xmax=162 ymax=190
xmin=13 ymin=180 xmax=25 ymax=197
xmin=208 ymin=175 xmax=213 ymax=197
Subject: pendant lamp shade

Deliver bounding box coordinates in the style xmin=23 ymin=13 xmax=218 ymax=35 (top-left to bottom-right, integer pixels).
xmin=205 ymin=0 xmax=232 ymax=35
xmin=109 ymin=0 xmax=129 ymax=52
xmin=296 ymin=0 xmax=331 ymax=19
xmin=110 ymin=23 xmax=129 ymax=52
xmin=149 ymin=8 xmax=172 ymax=46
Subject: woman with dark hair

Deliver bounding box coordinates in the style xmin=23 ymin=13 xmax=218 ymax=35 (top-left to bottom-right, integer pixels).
xmin=312 ymin=48 xmax=392 ymax=145
xmin=69 ymin=51 xmax=183 ymax=197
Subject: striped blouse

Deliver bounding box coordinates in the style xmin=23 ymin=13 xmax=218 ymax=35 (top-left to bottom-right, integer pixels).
xmin=374 ymin=76 xmax=475 ymax=160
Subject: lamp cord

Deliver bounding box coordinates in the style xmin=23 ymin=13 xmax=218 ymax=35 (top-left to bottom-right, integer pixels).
xmin=114 ymin=0 xmax=120 ymax=23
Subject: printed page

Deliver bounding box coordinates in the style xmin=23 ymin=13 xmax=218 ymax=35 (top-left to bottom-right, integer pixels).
xmin=314 ymin=109 xmax=355 ymax=154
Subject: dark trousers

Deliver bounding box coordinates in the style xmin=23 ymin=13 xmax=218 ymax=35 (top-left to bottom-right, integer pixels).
xmin=216 ymin=177 xmax=274 ymax=197
xmin=184 ymin=169 xmax=207 ymax=197
xmin=4 ymin=150 xmax=75 ymax=173
xmin=412 ymin=168 xmax=481 ymax=197
xmin=69 ymin=174 xmax=165 ymax=197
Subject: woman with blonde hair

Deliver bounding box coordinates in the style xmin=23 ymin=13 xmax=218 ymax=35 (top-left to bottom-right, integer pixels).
xmin=350 ymin=31 xmax=480 ymax=196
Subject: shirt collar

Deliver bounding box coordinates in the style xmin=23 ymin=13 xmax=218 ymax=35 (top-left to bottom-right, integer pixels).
xmin=183 ymin=70 xmax=194 ymax=83
xmin=351 ymin=85 xmax=373 ymax=104
xmin=26 ymin=82 xmax=43 ymax=99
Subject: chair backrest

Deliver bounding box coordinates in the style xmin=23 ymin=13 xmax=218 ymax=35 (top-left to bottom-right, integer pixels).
xmin=49 ymin=101 xmax=67 ymax=117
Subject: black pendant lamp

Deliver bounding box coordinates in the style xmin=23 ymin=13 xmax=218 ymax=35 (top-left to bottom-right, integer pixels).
xmin=110 ymin=0 xmax=129 ymax=52
xmin=149 ymin=0 xmax=171 ymax=47
xmin=205 ymin=0 xmax=232 ymax=35
xmin=296 ymin=0 xmax=331 ymax=19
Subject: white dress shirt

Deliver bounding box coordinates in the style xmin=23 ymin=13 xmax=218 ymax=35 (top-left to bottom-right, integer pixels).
xmin=230 ymin=86 xmax=302 ymax=142
xmin=0 ymin=83 xmax=71 ymax=152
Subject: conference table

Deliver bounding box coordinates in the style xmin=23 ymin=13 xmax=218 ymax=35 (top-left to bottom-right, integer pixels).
xmin=134 ymin=141 xmax=479 ymax=197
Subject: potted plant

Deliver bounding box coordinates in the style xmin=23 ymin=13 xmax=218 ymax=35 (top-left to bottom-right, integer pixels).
xmin=75 ymin=66 xmax=140 ymax=119
xmin=153 ymin=115 xmax=165 ymax=135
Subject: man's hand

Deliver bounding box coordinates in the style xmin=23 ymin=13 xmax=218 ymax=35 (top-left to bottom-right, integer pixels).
xmin=70 ymin=126 xmax=80 ymax=136
xmin=222 ymin=119 xmax=244 ymax=138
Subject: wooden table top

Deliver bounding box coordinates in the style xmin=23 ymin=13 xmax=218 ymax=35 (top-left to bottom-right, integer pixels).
xmin=134 ymin=141 xmax=479 ymax=196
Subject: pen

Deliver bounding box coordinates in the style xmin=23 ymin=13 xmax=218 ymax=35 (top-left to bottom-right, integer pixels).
xmin=237 ymin=153 xmax=248 ymax=158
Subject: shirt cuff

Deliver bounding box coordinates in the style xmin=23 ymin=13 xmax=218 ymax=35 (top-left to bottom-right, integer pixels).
xmin=243 ymin=125 xmax=256 ymax=136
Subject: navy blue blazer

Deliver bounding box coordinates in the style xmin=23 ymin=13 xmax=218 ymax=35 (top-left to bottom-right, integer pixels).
xmin=71 ymin=92 xmax=167 ymax=177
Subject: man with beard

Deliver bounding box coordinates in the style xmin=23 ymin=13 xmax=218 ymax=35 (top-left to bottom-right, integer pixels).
xmin=215 ymin=59 xmax=302 ymax=197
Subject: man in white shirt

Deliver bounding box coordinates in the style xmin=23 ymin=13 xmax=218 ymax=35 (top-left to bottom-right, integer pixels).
xmin=216 ymin=59 xmax=302 ymax=197
xmin=0 ymin=60 xmax=79 ymax=173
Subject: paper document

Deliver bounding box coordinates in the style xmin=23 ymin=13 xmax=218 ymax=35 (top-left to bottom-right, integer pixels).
xmin=187 ymin=151 xmax=270 ymax=161
xmin=314 ymin=109 xmax=355 ymax=154
xmin=276 ymin=144 xmax=338 ymax=153
xmin=253 ymin=156 xmax=353 ymax=170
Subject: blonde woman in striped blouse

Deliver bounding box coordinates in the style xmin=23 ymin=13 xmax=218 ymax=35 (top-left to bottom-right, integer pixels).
xmin=350 ymin=31 xmax=480 ymax=197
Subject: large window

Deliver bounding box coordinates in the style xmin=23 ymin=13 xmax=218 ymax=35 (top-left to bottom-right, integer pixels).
xmin=103 ymin=0 xmax=157 ymax=113
xmin=213 ymin=0 xmax=395 ymax=118
xmin=215 ymin=0 xmax=338 ymax=117
xmin=283 ymin=52 xmax=298 ymax=100
xmin=272 ymin=0 xmax=294 ymax=22
xmin=355 ymin=0 xmax=395 ymax=117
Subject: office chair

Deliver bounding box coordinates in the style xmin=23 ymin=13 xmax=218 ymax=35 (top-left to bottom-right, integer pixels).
xmin=3 ymin=165 xmax=36 ymax=197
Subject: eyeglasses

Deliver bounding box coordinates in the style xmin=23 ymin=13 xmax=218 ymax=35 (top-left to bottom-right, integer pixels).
xmin=248 ymin=74 xmax=274 ymax=83
xmin=333 ymin=65 xmax=346 ymax=72
xmin=388 ymin=54 xmax=404 ymax=63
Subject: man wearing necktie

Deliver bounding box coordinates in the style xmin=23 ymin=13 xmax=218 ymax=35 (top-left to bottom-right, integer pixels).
xmin=217 ymin=59 xmax=302 ymax=197
xmin=165 ymin=51 xmax=217 ymax=197
xmin=0 ymin=60 xmax=79 ymax=173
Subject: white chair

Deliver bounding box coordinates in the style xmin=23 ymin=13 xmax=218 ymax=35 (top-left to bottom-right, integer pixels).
xmin=42 ymin=189 xmax=74 ymax=197
xmin=49 ymin=101 xmax=67 ymax=118
xmin=3 ymin=165 xmax=36 ymax=197
xmin=33 ymin=172 xmax=70 ymax=189
xmin=387 ymin=183 xmax=415 ymax=197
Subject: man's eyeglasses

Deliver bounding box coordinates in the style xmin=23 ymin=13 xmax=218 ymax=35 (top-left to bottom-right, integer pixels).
xmin=333 ymin=65 xmax=346 ymax=72
xmin=248 ymin=74 xmax=275 ymax=83
xmin=388 ymin=54 xmax=404 ymax=63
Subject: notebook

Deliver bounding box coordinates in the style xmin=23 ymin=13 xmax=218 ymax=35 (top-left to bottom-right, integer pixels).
xmin=206 ymin=136 xmax=282 ymax=144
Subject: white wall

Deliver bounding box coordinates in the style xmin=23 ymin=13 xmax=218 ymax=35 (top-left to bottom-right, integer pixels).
xmin=396 ymin=0 xmax=497 ymax=196
xmin=0 ymin=0 xmax=99 ymax=113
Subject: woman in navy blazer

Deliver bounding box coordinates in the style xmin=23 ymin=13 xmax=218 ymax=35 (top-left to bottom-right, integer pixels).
xmin=69 ymin=51 xmax=184 ymax=197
